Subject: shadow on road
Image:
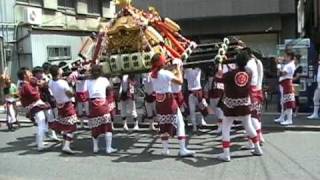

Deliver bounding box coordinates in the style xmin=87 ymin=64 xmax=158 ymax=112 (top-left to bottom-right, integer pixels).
xmin=0 ymin=124 xmax=287 ymax=168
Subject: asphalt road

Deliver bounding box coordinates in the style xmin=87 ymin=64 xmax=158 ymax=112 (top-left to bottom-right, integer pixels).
xmin=0 ymin=123 xmax=319 ymax=180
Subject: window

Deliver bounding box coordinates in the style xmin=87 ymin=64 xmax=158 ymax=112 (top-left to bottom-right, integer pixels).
xmin=87 ymin=0 xmax=100 ymax=15
xmin=47 ymin=46 xmax=71 ymax=61
xmin=58 ymin=0 xmax=75 ymax=9
xmin=16 ymin=0 xmax=42 ymax=6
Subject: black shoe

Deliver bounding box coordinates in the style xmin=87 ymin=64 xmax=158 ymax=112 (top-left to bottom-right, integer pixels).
xmin=16 ymin=122 xmax=21 ymax=128
xmin=7 ymin=123 xmax=13 ymax=131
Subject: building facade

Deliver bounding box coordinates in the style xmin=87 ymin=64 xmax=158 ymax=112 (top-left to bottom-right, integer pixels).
xmin=0 ymin=0 xmax=115 ymax=79
xmin=135 ymin=0 xmax=297 ymax=57
xmin=0 ymin=0 xmax=299 ymax=77
xmin=301 ymin=0 xmax=320 ymax=54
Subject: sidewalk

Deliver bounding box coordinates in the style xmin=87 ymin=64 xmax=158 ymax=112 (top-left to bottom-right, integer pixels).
xmin=259 ymin=114 xmax=320 ymax=131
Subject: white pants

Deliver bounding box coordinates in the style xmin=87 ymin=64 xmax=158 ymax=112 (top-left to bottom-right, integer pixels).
xmin=44 ymin=108 xmax=55 ymax=132
xmin=313 ymin=88 xmax=320 ymax=107
xmin=35 ymin=111 xmax=47 ymax=146
xmin=188 ymin=94 xmax=207 ymax=125
xmin=52 ymin=108 xmax=58 ymax=119
xmin=6 ymin=103 xmax=17 ymax=124
xmin=120 ymin=99 xmax=138 ymax=119
xmin=77 ymin=101 xmax=89 ymax=116
xmin=145 ymin=101 xmax=156 ymax=119
xmin=222 ymin=115 xmax=257 ymax=142
xmin=279 ymin=85 xmax=284 ymax=113
xmin=251 ymin=117 xmax=261 ymax=130
xmin=210 ymin=98 xmax=224 ymax=120
xmin=176 ymin=108 xmax=186 ymax=137
xmin=279 ymin=84 xmax=293 ymax=121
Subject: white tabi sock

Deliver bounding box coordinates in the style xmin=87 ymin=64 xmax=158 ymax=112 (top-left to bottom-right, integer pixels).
xmin=105 ymin=132 xmax=117 ymax=154
xmin=218 ymin=148 xmax=231 ymax=162
xmin=92 ymin=138 xmax=99 ymax=153
xmin=62 ymin=140 xmax=74 ymax=154
xmin=178 ymin=138 xmax=195 ymax=156
xmin=179 ymin=139 xmax=187 ymax=151
xmin=161 ymin=140 xmax=169 ymax=155
xmin=314 ymin=106 xmax=319 ymax=116
xmin=284 ymin=109 xmax=293 ymax=123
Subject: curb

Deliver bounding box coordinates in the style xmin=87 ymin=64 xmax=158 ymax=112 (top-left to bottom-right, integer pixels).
xmin=262 ymin=125 xmax=320 ymax=132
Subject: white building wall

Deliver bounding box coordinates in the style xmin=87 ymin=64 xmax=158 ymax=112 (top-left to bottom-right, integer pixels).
xmin=0 ymin=0 xmax=15 ymax=23
xmin=30 ymin=32 xmax=87 ymax=66
xmin=0 ymin=0 xmax=16 ymax=42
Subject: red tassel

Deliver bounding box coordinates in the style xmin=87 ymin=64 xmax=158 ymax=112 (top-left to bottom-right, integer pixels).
xmin=256 ymin=129 xmax=261 ymax=142
xmin=256 ymin=129 xmax=261 ymax=134
xmin=250 ymin=136 xmax=258 ymax=144
xmin=178 ymin=136 xmax=187 ymax=140
xmin=222 ymin=141 xmax=230 ymax=148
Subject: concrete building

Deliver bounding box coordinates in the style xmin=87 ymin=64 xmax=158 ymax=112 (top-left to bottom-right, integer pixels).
xmin=0 ymin=0 xmax=299 ymax=77
xmin=135 ymin=0 xmax=297 ymax=57
xmin=0 ymin=35 xmax=4 ymax=71
xmin=0 ymin=0 xmax=115 ymax=79
xmin=301 ymin=0 xmax=320 ymax=53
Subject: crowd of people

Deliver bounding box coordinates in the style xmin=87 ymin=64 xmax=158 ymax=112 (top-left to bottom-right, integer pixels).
xmin=1 ymin=46 xmax=319 ymax=162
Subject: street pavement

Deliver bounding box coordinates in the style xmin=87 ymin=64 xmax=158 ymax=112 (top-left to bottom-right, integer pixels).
xmin=0 ymin=100 xmax=319 ymax=131
xmin=0 ymin=111 xmax=319 ymax=131
xmin=0 ymin=114 xmax=320 ymax=180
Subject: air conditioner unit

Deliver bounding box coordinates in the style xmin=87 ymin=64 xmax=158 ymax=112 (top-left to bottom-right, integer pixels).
xmin=24 ymin=7 xmax=42 ymax=25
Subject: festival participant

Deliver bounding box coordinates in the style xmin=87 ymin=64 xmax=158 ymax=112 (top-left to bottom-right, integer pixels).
xmin=208 ymin=64 xmax=225 ymax=134
xmin=48 ymin=65 xmax=78 ymax=154
xmin=42 ymin=62 xmax=52 ymax=80
xmin=293 ymin=54 xmax=302 ymax=117
xmin=18 ymin=67 xmax=51 ymax=151
xmin=218 ymin=52 xmax=263 ymax=162
xmin=142 ymin=73 xmax=157 ymax=131
xmin=244 ymin=48 xmax=265 ymax=148
xmin=75 ymin=69 xmax=89 ymax=128
xmin=184 ymin=67 xmax=209 ymax=132
xmin=274 ymin=50 xmax=296 ymax=125
xmin=308 ymin=59 xmax=320 ymax=119
xmin=171 ymin=58 xmax=187 ymax=117
xmin=67 ymin=66 xmax=79 ymax=87
xmin=2 ymin=75 xmax=20 ymax=131
xmin=119 ymin=74 xmax=139 ymax=131
xmin=32 ymin=66 xmax=59 ymax=141
xmin=86 ymin=65 xmax=117 ymax=154
xmin=151 ymin=53 xmax=195 ymax=157
xmin=106 ymin=84 xmax=117 ymax=129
